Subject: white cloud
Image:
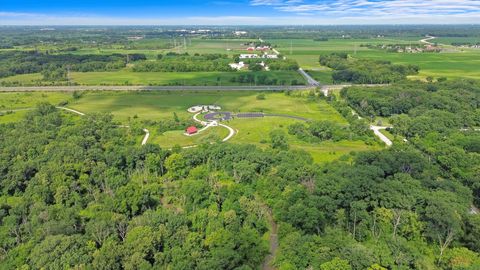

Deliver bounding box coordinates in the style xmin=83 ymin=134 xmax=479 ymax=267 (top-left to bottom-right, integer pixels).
xmin=1 ymin=1 xmax=480 ymax=25
xmin=252 ymin=0 xmax=480 ymax=18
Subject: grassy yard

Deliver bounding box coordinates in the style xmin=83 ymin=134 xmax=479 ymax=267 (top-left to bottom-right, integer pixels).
xmin=149 ymin=126 xmax=229 ymax=149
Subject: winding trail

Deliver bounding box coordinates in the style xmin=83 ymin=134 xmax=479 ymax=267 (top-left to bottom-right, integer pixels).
xmin=218 ymin=123 xmax=235 ymax=142
xmin=261 ymin=206 xmax=278 ymax=270
xmin=56 ymin=106 xmax=85 ymax=116
xmin=189 ymin=111 xmax=236 ymax=143
xmin=141 ymin=129 xmax=150 ymax=146
xmin=56 ymin=106 xmax=150 ymax=145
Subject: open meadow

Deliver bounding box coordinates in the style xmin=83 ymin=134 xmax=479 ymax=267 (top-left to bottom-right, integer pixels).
xmin=0 ymin=90 xmax=381 ymax=162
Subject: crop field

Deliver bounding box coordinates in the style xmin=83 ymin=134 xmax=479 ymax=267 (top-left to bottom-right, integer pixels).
xmin=433 ymin=37 xmax=480 ymax=45
xmin=62 ymin=38 xmax=257 ymax=59
xmin=269 ymin=37 xmax=480 ymax=80
xmin=355 ymin=50 xmax=480 ymax=80
xmin=273 ymin=37 xmax=420 ymax=68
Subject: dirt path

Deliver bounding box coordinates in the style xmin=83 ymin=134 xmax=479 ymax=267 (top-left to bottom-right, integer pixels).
xmin=262 ymin=207 xmax=278 ymax=270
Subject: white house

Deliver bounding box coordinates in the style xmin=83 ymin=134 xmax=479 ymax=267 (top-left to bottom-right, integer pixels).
xmin=229 ymin=62 xmax=246 ymax=70
xmin=240 ymin=54 xmax=259 ymax=59
xmin=262 ymin=54 xmax=278 ymax=59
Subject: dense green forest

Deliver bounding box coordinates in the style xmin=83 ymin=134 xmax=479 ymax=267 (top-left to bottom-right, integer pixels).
xmin=319 ymin=53 xmax=419 ymax=84
xmin=341 ymin=80 xmax=480 ymax=209
xmin=0 ymin=51 xmax=146 ymax=79
xmin=132 ymin=53 xmax=234 ymax=72
xmin=1 ymin=79 xmax=480 ymax=269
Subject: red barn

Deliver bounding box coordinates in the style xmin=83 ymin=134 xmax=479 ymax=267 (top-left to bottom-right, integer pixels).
xmin=186 ymin=126 xmax=198 ymax=135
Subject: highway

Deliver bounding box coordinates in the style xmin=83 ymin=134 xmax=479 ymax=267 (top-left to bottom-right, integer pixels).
xmin=0 ymin=85 xmax=314 ymax=92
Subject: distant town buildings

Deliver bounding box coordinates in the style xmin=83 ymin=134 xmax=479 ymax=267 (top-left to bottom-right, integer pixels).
xmin=127 ymin=36 xmax=144 ymax=41
xmin=234 ymin=31 xmax=248 ymax=36
xmin=239 ymin=54 xmax=278 ymax=59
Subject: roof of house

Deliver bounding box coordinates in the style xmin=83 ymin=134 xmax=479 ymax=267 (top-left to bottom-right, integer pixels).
xmin=186 ymin=126 xmax=198 ymax=134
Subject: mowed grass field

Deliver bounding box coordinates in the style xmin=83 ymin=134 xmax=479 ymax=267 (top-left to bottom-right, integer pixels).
xmin=0 ymin=90 xmax=380 ymax=162
xmin=0 ymin=92 xmax=72 ymax=123
xmin=67 ymin=90 xmax=377 ymax=162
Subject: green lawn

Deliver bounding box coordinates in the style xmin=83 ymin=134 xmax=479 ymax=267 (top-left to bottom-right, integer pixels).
xmin=150 ymin=126 xmax=229 ymax=149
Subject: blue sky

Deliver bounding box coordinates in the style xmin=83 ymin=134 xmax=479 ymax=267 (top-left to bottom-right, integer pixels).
xmin=1 ymin=0 xmax=480 ymax=25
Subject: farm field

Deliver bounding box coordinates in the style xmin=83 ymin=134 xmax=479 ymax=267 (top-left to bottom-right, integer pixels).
xmin=270 ymin=37 xmax=480 ymax=80
xmin=273 ymin=37 xmax=421 ymax=69
xmin=63 ymin=38 xmax=256 ymax=59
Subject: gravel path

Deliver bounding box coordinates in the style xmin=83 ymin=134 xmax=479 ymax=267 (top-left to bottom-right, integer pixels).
xmin=370 ymin=125 xmax=393 ymax=147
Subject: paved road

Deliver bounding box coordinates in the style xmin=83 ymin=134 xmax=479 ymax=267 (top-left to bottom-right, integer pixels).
xmin=420 ymin=35 xmax=436 ymax=45
xmin=298 ymin=68 xmax=320 ymax=87
xmin=0 ymin=85 xmax=313 ymax=92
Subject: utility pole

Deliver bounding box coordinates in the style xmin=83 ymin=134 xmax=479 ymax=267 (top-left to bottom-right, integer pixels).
xmin=290 ymin=40 xmax=293 ymax=55
xmin=184 ymin=36 xmax=187 ymax=51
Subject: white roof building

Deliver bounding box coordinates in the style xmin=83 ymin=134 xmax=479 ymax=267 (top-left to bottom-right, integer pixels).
xmin=229 ymin=62 xmax=246 ymax=70
xmin=240 ymin=54 xmax=259 ymax=59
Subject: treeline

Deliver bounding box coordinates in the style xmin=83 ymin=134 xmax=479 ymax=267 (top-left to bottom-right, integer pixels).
xmin=229 ymin=73 xmax=301 ymax=85
xmin=288 ymin=119 xmax=371 ymax=143
xmin=341 ymin=80 xmax=480 ymax=119
xmin=0 ymin=51 xmax=146 ymax=79
xmin=132 ymin=53 xmax=234 ymax=72
xmin=319 ymin=52 xmax=419 ymax=84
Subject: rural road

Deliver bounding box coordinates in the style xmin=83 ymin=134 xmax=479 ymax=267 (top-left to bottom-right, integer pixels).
xmin=298 ymin=68 xmax=320 ymax=87
xmin=420 ymin=35 xmax=436 ymax=45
